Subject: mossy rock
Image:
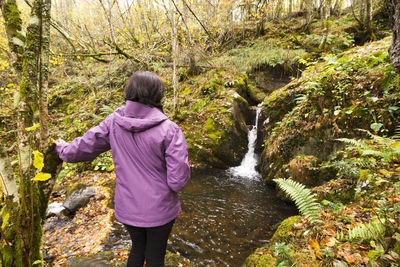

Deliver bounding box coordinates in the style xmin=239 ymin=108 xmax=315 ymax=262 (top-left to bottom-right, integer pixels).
xmin=235 ymin=75 xmax=266 ymax=105
xmin=288 ymin=155 xmax=318 ymax=186
xmin=270 ymin=216 xmax=302 ymax=245
xmin=65 ymin=182 xmax=88 ymax=198
xmin=247 ymin=84 xmax=267 ymax=103
xmin=165 ymin=251 xmax=195 ymax=267
xmin=242 ymin=247 xmax=275 ymax=267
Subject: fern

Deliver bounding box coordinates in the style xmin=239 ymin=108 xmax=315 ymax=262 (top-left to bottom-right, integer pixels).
xmin=337 ymin=130 xmax=400 ymax=164
xmin=347 ymin=217 xmax=385 ymax=241
xmin=100 ymin=104 xmax=118 ymax=116
xmin=394 ymin=125 xmax=400 ymax=140
xmin=274 ymin=178 xmax=321 ymax=223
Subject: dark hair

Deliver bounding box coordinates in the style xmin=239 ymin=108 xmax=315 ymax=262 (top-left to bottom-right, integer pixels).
xmin=124 ymin=71 xmax=165 ymax=110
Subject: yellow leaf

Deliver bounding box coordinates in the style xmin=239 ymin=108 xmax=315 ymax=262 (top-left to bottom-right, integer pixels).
xmin=33 ymin=150 xmax=44 ymax=171
xmin=2 ymin=213 xmax=9 ymax=230
xmin=25 ymin=123 xmax=40 ymax=132
xmin=392 ymin=142 xmax=400 ymax=148
xmin=33 ymin=172 xmax=51 ymax=181
xmin=311 ymin=239 xmax=323 ymax=259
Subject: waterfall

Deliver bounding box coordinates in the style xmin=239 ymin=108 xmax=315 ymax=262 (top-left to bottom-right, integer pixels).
xmin=228 ymin=107 xmax=261 ymax=179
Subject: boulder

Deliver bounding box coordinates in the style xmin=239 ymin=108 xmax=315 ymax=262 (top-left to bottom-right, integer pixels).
xmin=63 ymin=187 xmax=96 ymax=214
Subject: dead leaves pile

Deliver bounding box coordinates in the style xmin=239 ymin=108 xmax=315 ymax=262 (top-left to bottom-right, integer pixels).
xmin=42 ymin=172 xmax=117 ymax=266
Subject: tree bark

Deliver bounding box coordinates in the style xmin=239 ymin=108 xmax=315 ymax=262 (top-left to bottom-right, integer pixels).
xmin=365 ymin=0 xmax=372 ymax=35
xmin=0 ymin=1 xmax=62 ymax=266
xmin=386 ymin=0 xmax=400 ymax=74
xmin=172 ymin=2 xmax=178 ymax=113
xmin=319 ymin=0 xmax=331 ymax=50
xmin=0 ymin=144 xmax=19 ymax=202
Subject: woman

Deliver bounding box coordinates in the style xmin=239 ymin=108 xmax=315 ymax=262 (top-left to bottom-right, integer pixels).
xmin=55 ymin=71 xmax=190 ymax=267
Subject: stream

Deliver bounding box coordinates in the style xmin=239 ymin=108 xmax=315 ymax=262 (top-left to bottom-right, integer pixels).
xmin=103 ymin=107 xmax=297 ymax=266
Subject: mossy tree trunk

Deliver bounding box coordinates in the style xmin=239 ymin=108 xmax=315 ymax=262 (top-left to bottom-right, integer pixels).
xmin=386 ymin=0 xmax=400 ymax=75
xmin=0 ymin=1 xmax=62 ymax=266
xmin=319 ymin=0 xmax=331 ymax=50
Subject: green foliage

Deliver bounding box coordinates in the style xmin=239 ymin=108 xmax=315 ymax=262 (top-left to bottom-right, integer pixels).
xmin=394 ymin=125 xmax=400 ymax=139
xmin=272 ymin=242 xmax=294 ymax=267
xmin=347 ymin=217 xmax=386 ymax=242
xmin=337 ymin=130 xmax=400 ymax=164
xmin=91 ymin=151 xmax=114 ymax=172
xmin=367 ymin=241 xmax=385 ymax=264
xmin=274 ymin=178 xmax=321 ymax=223
xmin=213 ymin=38 xmax=307 ymax=73
xmin=301 ymin=32 xmax=354 ymax=52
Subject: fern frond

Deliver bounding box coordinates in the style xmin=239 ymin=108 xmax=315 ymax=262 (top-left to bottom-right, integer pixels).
xmin=100 ymin=104 xmax=117 ymax=116
xmin=274 ymin=178 xmax=321 ymax=223
xmin=361 ymin=149 xmax=384 ymax=157
xmin=336 ymin=138 xmax=364 ymax=147
xmin=347 ymin=217 xmax=385 ymax=241
xmin=394 ymin=125 xmax=400 ymax=140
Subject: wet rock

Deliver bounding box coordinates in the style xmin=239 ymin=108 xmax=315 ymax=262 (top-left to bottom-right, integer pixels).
xmin=66 ymin=253 xmax=114 ymax=267
xmin=46 ymin=202 xmax=65 ymax=218
xmin=63 ymin=187 xmax=96 ymax=214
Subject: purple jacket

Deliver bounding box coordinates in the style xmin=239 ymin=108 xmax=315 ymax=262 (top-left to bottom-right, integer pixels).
xmin=56 ymin=101 xmax=190 ymax=227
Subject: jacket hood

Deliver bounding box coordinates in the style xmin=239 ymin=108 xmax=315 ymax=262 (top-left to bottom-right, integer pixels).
xmin=115 ymin=101 xmax=167 ymax=132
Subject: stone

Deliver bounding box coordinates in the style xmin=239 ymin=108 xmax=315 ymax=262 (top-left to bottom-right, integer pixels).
xmin=63 ymin=187 xmax=96 ymax=214
xmin=46 ymin=202 xmax=65 ymax=218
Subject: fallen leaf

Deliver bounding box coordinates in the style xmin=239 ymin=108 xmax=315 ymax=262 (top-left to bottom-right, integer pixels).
xmin=311 ymin=239 xmax=323 ymax=260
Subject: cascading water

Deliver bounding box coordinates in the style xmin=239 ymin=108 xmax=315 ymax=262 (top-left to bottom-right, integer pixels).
xmin=228 ymin=107 xmax=262 ymax=179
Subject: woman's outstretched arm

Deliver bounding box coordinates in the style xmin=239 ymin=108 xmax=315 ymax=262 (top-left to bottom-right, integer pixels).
xmin=56 ymin=115 xmax=112 ymax=163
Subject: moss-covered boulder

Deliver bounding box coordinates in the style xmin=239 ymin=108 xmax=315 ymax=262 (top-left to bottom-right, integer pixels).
xmin=170 ymin=70 xmax=252 ymax=168
xmin=242 ymin=247 xmax=275 ymax=267
xmin=270 ymin=216 xmax=302 ymax=245
xmin=259 ymin=37 xmax=400 ymax=185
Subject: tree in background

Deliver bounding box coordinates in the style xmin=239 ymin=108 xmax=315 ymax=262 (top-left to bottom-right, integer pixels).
xmin=385 ymin=0 xmax=400 ymax=74
xmin=0 ymin=0 xmax=61 ymax=266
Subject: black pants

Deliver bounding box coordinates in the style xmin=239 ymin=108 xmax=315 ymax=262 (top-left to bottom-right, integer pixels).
xmin=124 ymin=219 xmax=175 ymax=267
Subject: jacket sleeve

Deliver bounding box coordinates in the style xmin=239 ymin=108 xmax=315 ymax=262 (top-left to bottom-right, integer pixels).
xmin=165 ymin=126 xmax=190 ymax=192
xmin=56 ymin=115 xmax=112 ymax=163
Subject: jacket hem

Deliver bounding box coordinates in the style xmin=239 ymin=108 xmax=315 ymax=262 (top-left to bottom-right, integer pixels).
xmin=115 ymin=208 xmax=181 ymax=228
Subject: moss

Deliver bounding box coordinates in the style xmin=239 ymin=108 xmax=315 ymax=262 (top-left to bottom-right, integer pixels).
xmin=65 ymin=182 xmax=88 ymax=198
xmin=247 ymin=84 xmax=267 ymax=103
xmin=165 ymin=251 xmax=195 ymax=267
xmin=242 ymin=247 xmax=275 ymax=267
xmin=204 ymin=118 xmax=222 ymax=142
xmin=270 ymin=216 xmax=302 ymax=245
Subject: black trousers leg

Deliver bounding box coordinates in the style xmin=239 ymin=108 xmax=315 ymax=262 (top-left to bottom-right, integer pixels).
xmin=124 ymin=219 xmax=175 ymax=267
xmin=144 ymin=220 xmax=175 ymax=267
xmin=125 ymin=224 xmax=146 ymax=267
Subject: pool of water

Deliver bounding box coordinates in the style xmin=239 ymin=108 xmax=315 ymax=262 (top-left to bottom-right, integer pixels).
xmin=104 ymin=169 xmax=297 ymax=266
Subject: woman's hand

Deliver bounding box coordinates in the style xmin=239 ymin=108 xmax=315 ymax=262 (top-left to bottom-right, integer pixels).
xmin=55 ymin=139 xmax=67 ymax=146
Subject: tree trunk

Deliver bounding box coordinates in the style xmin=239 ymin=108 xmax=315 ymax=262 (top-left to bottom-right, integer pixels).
xmin=365 ymin=0 xmax=372 ymax=34
xmin=304 ymin=0 xmax=313 ymax=32
xmin=319 ymin=0 xmax=331 ymax=50
xmin=172 ymin=2 xmax=178 ymax=113
xmin=0 ymin=1 xmax=62 ymax=266
xmin=360 ymin=0 xmax=365 ymax=28
xmin=386 ymin=0 xmax=400 ymax=74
